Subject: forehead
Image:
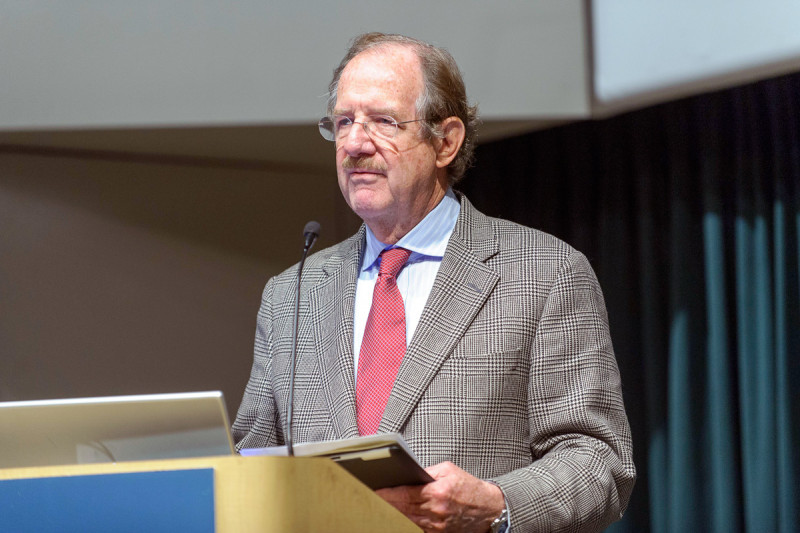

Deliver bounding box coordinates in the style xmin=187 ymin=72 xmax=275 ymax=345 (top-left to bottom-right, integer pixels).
xmin=335 ymin=45 xmax=423 ymax=115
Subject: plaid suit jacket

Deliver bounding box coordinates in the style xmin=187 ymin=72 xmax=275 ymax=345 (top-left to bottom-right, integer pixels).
xmin=233 ymin=194 xmax=635 ymax=532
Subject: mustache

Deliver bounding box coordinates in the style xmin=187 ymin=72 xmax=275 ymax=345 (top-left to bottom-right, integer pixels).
xmin=341 ymin=156 xmax=387 ymax=173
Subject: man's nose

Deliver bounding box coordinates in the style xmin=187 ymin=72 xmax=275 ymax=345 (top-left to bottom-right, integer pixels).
xmin=340 ymin=122 xmax=376 ymax=156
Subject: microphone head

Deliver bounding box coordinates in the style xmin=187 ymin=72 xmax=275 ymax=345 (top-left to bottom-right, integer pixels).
xmin=303 ymin=220 xmax=321 ymax=238
xmin=303 ymin=221 xmax=321 ymax=251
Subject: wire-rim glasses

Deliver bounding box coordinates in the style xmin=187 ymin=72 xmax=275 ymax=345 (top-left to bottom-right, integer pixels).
xmin=318 ymin=114 xmax=426 ymax=142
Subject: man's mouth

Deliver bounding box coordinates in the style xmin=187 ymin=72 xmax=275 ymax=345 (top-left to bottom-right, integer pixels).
xmin=342 ymin=156 xmax=387 ymax=175
xmin=348 ymin=168 xmax=385 ymax=176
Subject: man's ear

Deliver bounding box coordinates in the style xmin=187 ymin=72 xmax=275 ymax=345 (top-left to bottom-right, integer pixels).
xmin=434 ymin=117 xmax=466 ymax=169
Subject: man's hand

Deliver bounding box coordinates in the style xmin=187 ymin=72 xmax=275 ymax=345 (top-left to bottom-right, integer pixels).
xmin=375 ymin=461 xmax=505 ymax=533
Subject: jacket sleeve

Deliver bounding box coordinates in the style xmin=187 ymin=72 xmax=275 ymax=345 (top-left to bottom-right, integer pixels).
xmin=490 ymin=250 xmax=636 ymax=532
xmin=231 ymin=277 xmax=284 ymax=450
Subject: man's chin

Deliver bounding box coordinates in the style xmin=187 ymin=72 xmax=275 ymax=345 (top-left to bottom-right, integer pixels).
xmin=348 ymin=195 xmax=393 ymax=225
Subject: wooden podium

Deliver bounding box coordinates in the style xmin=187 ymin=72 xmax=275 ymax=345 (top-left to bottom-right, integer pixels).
xmin=0 ymin=455 xmax=422 ymax=532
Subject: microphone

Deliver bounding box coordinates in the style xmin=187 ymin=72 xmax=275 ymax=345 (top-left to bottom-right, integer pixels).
xmin=286 ymin=221 xmax=320 ymax=456
xmin=303 ymin=221 xmax=321 ymax=251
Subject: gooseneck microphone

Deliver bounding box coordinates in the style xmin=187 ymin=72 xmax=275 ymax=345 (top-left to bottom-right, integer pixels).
xmin=286 ymin=221 xmax=320 ymax=456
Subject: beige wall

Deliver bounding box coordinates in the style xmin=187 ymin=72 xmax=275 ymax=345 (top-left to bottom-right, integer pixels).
xmin=0 ymin=148 xmax=360 ymax=419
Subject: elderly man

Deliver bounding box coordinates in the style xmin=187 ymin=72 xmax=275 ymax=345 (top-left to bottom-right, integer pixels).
xmin=233 ymin=33 xmax=635 ymax=532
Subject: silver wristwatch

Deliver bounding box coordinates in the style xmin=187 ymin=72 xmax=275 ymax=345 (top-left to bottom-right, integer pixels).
xmin=489 ymin=508 xmax=508 ymax=533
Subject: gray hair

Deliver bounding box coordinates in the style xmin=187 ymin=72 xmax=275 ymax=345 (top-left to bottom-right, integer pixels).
xmin=327 ymin=33 xmax=479 ymax=184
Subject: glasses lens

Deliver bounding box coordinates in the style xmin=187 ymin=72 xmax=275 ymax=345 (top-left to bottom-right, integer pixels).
xmin=318 ymin=117 xmax=335 ymax=141
xmin=369 ymin=115 xmax=398 ymax=139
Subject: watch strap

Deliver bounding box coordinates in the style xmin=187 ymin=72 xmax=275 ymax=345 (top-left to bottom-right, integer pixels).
xmin=489 ymin=508 xmax=508 ymax=533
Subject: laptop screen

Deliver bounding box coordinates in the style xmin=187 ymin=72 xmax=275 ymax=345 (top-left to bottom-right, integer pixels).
xmin=0 ymin=391 xmax=235 ymax=468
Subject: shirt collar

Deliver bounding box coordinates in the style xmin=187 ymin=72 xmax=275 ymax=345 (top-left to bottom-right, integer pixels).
xmin=362 ymin=188 xmax=460 ymax=272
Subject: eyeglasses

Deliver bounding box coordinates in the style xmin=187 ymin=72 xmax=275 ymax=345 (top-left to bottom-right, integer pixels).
xmin=318 ymin=114 xmax=426 ymax=142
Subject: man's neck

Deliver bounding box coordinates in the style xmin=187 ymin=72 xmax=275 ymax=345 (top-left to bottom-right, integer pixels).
xmin=367 ymin=185 xmax=448 ymax=244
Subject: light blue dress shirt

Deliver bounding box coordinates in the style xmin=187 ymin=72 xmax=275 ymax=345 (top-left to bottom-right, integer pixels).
xmin=352 ymin=188 xmax=460 ymax=375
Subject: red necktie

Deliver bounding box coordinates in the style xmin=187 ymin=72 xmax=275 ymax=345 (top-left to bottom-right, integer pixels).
xmin=356 ymin=247 xmax=412 ymax=435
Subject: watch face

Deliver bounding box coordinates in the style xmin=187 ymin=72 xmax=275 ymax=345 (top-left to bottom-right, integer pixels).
xmin=490 ymin=509 xmax=508 ymax=533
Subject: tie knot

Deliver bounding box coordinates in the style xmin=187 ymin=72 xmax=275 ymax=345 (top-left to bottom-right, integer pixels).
xmin=378 ymin=247 xmax=411 ymax=277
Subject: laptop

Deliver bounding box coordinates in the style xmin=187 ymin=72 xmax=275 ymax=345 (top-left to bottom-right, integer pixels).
xmin=0 ymin=391 xmax=236 ymax=469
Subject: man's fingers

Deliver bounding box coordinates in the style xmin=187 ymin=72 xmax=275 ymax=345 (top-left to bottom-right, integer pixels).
xmin=376 ymin=484 xmax=427 ymax=510
xmin=424 ymin=460 xmax=457 ymax=479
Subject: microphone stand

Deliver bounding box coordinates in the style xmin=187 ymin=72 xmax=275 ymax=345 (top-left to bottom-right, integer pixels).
xmin=286 ymin=221 xmax=320 ymax=456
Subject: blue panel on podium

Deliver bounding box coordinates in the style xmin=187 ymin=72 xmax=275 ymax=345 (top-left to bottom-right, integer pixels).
xmin=0 ymin=468 xmax=215 ymax=533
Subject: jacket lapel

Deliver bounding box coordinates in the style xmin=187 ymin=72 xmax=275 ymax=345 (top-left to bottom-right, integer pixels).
xmin=308 ymin=228 xmax=365 ymax=440
xmin=380 ymin=198 xmax=500 ymax=434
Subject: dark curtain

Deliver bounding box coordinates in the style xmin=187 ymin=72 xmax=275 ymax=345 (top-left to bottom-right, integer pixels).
xmin=458 ymin=72 xmax=800 ymax=532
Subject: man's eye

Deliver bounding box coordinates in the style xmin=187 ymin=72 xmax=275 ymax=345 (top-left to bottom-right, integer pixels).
xmin=335 ymin=117 xmax=353 ymax=128
xmin=372 ymin=116 xmax=395 ymax=126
